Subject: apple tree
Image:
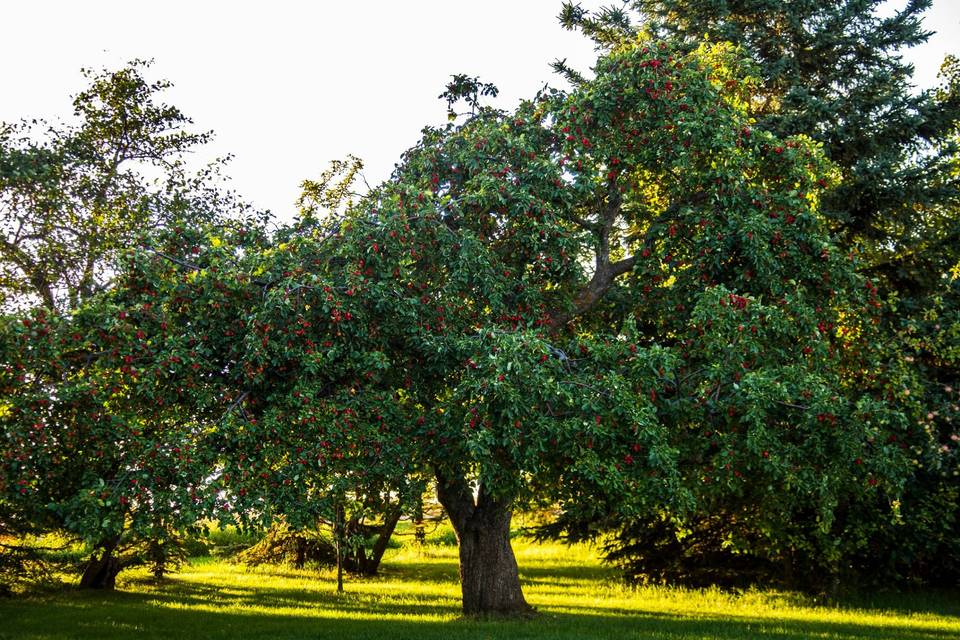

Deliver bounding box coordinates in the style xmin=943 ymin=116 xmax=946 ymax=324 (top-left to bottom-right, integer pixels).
xmin=0 ymin=61 xmax=256 ymax=587
xmin=174 ymin=38 xmax=907 ymax=613
xmin=0 ymin=217 xmax=260 ymax=587
xmin=16 ymin=37 xmax=910 ymax=609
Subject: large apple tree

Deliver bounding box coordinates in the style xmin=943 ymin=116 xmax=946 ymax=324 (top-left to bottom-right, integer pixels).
xmin=346 ymin=39 xmax=906 ymax=612
xmin=210 ymin=38 xmax=904 ymax=613
xmin=4 ymin=37 xmax=909 ymax=610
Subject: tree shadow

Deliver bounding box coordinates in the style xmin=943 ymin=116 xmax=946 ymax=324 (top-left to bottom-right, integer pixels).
xmin=1 ymin=557 xmax=957 ymax=640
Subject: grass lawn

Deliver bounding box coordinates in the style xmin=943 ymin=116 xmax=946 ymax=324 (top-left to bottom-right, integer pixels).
xmin=1 ymin=537 xmax=958 ymax=640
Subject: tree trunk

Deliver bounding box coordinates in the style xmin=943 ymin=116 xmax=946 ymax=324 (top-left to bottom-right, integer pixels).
xmin=334 ymin=504 xmax=344 ymax=593
xmin=359 ymin=505 xmax=402 ymax=576
xmin=413 ymin=495 xmax=426 ymax=546
xmin=293 ymin=535 xmax=308 ymax=569
xmin=342 ymin=504 xmax=403 ymax=576
xmin=79 ymin=537 xmax=122 ymax=589
xmin=436 ymin=471 xmax=532 ymax=617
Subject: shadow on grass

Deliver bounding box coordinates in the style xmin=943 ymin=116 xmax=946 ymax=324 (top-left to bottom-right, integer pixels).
xmin=374 ymin=557 xmax=614 ymax=586
xmin=0 ymin=557 xmax=957 ymax=640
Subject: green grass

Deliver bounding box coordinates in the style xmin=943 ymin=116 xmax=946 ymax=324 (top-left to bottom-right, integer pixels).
xmin=2 ymin=536 xmax=959 ymax=639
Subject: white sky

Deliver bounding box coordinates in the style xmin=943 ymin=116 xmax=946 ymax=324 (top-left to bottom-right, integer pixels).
xmin=2 ymin=1 xmax=958 ymax=221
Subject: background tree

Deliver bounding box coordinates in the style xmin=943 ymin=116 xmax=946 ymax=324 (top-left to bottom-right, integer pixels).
xmin=0 ymin=62 xmax=256 ymax=589
xmin=0 ymin=59 xmax=236 ymax=313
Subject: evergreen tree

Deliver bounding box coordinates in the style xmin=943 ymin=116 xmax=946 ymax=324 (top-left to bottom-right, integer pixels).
xmin=559 ymin=0 xmax=960 ymax=268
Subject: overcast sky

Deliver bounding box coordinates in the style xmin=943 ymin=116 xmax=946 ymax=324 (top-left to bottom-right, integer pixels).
xmin=2 ymin=1 xmax=958 ymax=221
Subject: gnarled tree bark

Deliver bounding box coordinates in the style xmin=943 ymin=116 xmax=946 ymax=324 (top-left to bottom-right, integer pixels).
xmin=78 ymin=536 xmax=122 ymax=589
xmin=436 ymin=470 xmax=532 ymax=616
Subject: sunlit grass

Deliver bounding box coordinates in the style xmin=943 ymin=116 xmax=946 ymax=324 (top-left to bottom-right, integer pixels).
xmin=2 ymin=533 xmax=958 ymax=639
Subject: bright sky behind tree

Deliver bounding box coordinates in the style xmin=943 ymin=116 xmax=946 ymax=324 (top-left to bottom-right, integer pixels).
xmin=2 ymin=0 xmax=958 ymax=220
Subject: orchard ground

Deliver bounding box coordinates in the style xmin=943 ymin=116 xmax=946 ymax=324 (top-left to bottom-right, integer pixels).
xmin=2 ymin=527 xmax=958 ymax=640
